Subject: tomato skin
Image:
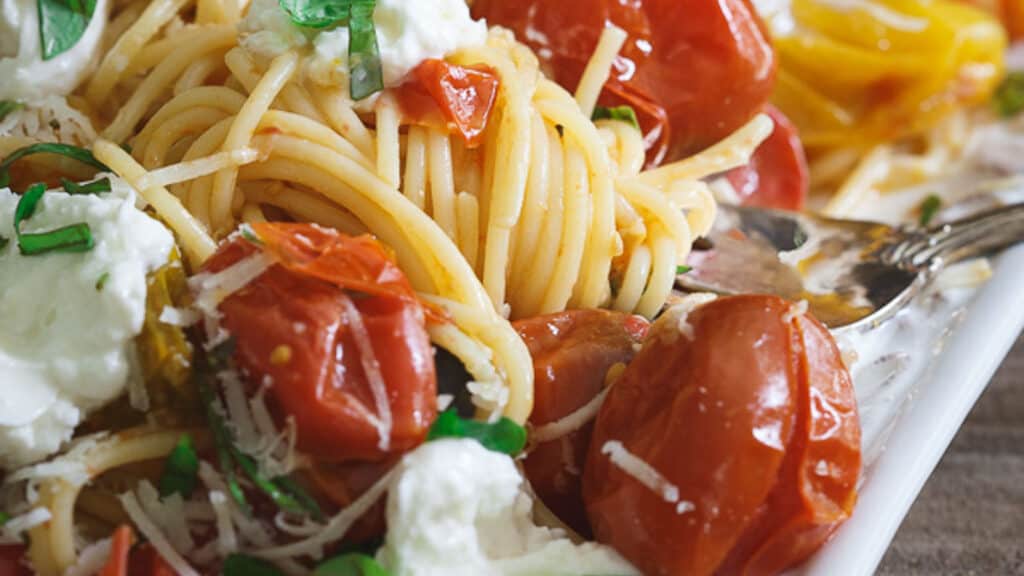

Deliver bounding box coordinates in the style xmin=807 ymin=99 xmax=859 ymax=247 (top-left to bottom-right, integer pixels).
xmin=396 ymin=59 xmax=500 ymax=147
xmin=725 ymin=106 xmax=808 ymax=212
xmin=582 ymin=295 xmax=860 ymax=576
xmin=128 ymin=544 xmax=177 ymax=576
xmin=201 ymin=224 xmax=437 ymax=462
xmin=0 ymin=545 xmax=30 ymax=576
xmin=471 ymin=0 xmax=776 ymax=163
xmin=514 ymin=310 xmax=649 ymax=535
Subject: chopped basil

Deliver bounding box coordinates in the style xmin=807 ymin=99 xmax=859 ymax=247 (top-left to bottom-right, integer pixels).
xmin=348 ymin=0 xmax=382 ymax=100
xmin=994 ymin=71 xmax=1024 ymax=118
xmin=159 ymin=434 xmax=199 ymax=499
xmin=0 ymin=511 xmax=8 ymax=525
xmin=0 ymin=236 xmax=8 ymax=250
xmin=0 ymin=101 xmax=24 ymax=122
xmin=676 ymin=265 xmax=692 ymax=275
xmin=0 ymin=143 xmax=109 ymax=189
xmin=240 ymin=223 xmax=264 ymax=245
xmin=61 ymin=177 xmax=111 ymax=195
xmin=38 ymin=0 xmax=97 ymax=60
xmin=592 ymin=105 xmax=640 ymax=130
xmin=427 ymin=409 xmax=527 ymax=455
xmin=95 ymin=271 xmax=110 ymax=291
xmin=278 ymin=0 xmax=349 ymax=28
xmin=223 ymin=554 xmax=285 ymax=576
xmin=918 ymin=194 xmax=942 ymax=227
xmin=18 ymin=223 xmax=94 ymax=255
xmin=229 ymin=444 xmax=318 ymax=517
xmin=314 ymin=553 xmax=390 ymax=576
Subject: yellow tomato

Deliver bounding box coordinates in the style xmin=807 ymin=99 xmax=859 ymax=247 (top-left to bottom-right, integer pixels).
xmin=767 ymin=0 xmax=1007 ymax=153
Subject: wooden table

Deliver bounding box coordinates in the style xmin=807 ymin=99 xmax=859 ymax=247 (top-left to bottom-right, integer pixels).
xmin=876 ymin=334 xmax=1024 ymax=574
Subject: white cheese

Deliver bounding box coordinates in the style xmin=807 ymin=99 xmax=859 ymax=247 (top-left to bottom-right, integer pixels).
xmin=0 ymin=0 xmax=110 ymax=100
xmin=239 ymin=0 xmax=487 ymax=94
xmin=376 ymin=439 xmax=639 ymax=576
xmin=0 ymin=182 xmax=174 ymax=469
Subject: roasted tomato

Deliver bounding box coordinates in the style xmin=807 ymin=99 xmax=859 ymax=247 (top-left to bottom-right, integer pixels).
xmin=725 ymin=105 xmax=808 ymax=211
xmin=127 ymin=544 xmax=176 ymax=576
xmin=583 ymin=295 xmax=861 ymax=576
xmin=395 ymin=59 xmax=500 ymax=147
xmin=0 ymin=545 xmax=30 ymax=576
xmin=514 ymin=310 xmax=649 ymax=535
xmin=200 ymin=223 xmax=437 ymax=462
xmin=472 ymin=0 xmax=776 ymax=163
xmin=307 ymin=457 xmax=398 ymax=544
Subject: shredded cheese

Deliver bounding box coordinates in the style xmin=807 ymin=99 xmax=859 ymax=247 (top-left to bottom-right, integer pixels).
xmin=530 ymin=387 xmax=610 ymax=444
xmin=119 ymin=491 xmax=201 ymax=576
xmin=783 ymin=300 xmax=809 ymax=323
xmin=209 ymin=491 xmax=239 ymax=557
xmin=601 ymin=440 xmax=693 ymax=515
xmin=159 ymin=306 xmax=201 ymax=327
xmin=136 ymin=480 xmax=196 ymax=555
xmin=0 ymin=507 xmax=51 ymax=543
xmin=189 ymin=251 xmax=275 ymax=347
xmin=64 ymin=537 xmax=113 ymax=576
xmin=339 ymin=293 xmax=392 ymax=452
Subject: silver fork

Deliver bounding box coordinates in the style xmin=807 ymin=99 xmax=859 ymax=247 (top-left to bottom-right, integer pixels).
xmin=676 ymin=202 xmax=1024 ymax=332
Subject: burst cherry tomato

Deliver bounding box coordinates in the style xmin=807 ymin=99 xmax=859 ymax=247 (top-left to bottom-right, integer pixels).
xmin=472 ymin=0 xmax=776 ymax=163
xmin=201 ymin=223 xmax=437 ymax=462
xmin=395 ymin=59 xmax=500 ymax=147
xmin=0 ymin=545 xmax=30 ymax=576
xmin=128 ymin=544 xmax=176 ymax=576
xmin=583 ymin=295 xmax=861 ymax=576
xmin=514 ymin=310 xmax=649 ymax=535
xmin=726 ymin=105 xmax=809 ymax=211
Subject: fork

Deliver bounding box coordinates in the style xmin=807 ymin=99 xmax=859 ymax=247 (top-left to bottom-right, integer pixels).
xmin=676 ymin=202 xmax=1024 ymax=332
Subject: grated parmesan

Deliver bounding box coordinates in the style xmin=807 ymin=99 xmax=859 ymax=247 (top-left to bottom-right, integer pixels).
xmin=601 ymin=440 xmax=693 ymax=515
xmin=119 ymin=491 xmax=201 ymax=576
xmin=340 ymin=293 xmax=392 ymax=452
xmin=0 ymin=507 xmax=51 ymax=543
xmin=209 ymin=491 xmax=239 ymax=557
xmin=159 ymin=306 xmax=201 ymax=327
xmin=783 ymin=299 xmax=809 ymax=323
xmin=63 ymin=537 xmax=113 ymax=576
xmin=136 ymin=480 xmax=196 ymax=555
xmin=530 ymin=387 xmax=610 ymax=444
xmin=189 ymin=251 xmax=275 ymax=347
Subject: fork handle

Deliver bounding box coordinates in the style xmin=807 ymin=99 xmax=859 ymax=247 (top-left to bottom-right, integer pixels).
xmin=902 ymin=202 xmax=1024 ymax=270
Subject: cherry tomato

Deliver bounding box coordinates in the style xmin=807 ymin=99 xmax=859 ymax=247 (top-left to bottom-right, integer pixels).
xmin=0 ymin=545 xmax=30 ymax=576
xmin=100 ymin=525 xmax=134 ymax=576
xmin=583 ymin=295 xmax=860 ymax=576
xmin=725 ymin=105 xmax=808 ymax=211
xmin=307 ymin=458 xmax=397 ymax=545
xmin=395 ymin=59 xmax=500 ymax=147
xmin=514 ymin=310 xmax=649 ymax=535
xmin=201 ymin=223 xmax=437 ymax=462
xmin=471 ymin=0 xmax=776 ymax=163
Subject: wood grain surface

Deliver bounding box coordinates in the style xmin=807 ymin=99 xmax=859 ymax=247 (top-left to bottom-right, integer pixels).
xmin=876 ymin=334 xmax=1024 ymax=575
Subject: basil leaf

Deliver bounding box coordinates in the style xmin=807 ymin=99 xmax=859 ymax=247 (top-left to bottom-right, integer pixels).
xmin=223 ymin=554 xmax=285 ymax=576
xmin=14 ymin=183 xmax=47 ymax=231
xmin=676 ymin=265 xmax=692 ymax=275
xmin=0 ymin=143 xmax=109 ymax=189
xmin=348 ymin=0 xmax=382 ymax=101
xmin=918 ymin=194 xmax=942 ymax=227
xmin=159 ymin=434 xmax=199 ymax=499
xmin=279 ymin=0 xmax=349 ymax=28
xmin=18 ymin=222 xmax=94 ymax=255
xmin=61 ymin=177 xmax=111 ymax=195
xmin=0 ymin=512 xmax=9 ymax=525
xmin=314 ymin=553 xmax=390 ymax=576
xmin=95 ymin=271 xmax=110 ymax=291
xmin=592 ymin=106 xmax=640 ymax=130
xmin=274 ymin=474 xmax=324 ymax=520
xmin=0 ymin=236 xmax=8 ymax=250
xmin=994 ymin=71 xmax=1024 ymax=118
xmin=229 ymin=445 xmax=312 ymax=517
xmin=197 ymin=374 xmax=251 ymax=515
xmin=427 ymin=410 xmax=527 ymax=455
xmin=0 ymin=101 xmax=24 ymax=122
xmin=38 ymin=0 xmax=97 ymax=60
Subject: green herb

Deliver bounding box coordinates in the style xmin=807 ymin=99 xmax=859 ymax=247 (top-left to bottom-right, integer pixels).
xmin=61 ymin=177 xmax=111 ymax=195
xmin=222 ymin=554 xmax=285 ymax=576
xmin=95 ymin=271 xmax=110 ymax=291
xmin=0 ymin=512 xmax=9 ymax=525
xmin=229 ymin=445 xmax=312 ymax=517
xmin=274 ymin=475 xmax=324 ymax=520
xmin=18 ymin=223 xmax=94 ymax=255
xmin=314 ymin=553 xmax=390 ymax=576
xmin=348 ymin=0 xmax=382 ymax=100
xmin=427 ymin=409 xmax=527 ymax=455
xmin=676 ymin=265 xmax=692 ymax=275
xmin=918 ymin=194 xmax=942 ymax=227
xmin=592 ymin=106 xmax=640 ymax=130
xmin=0 ymin=236 xmax=8 ymax=250
xmin=14 ymin=183 xmax=47 ymax=231
xmin=159 ymin=434 xmax=199 ymax=499
xmin=0 ymin=101 xmax=24 ymax=122
xmin=278 ymin=0 xmax=350 ymax=28
xmin=240 ymin=223 xmax=264 ymax=245
xmin=994 ymin=71 xmax=1024 ymax=118
xmin=38 ymin=0 xmax=98 ymax=60
xmin=0 ymin=143 xmax=108 ymax=188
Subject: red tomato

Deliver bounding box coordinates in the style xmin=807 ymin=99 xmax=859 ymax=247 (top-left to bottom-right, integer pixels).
xmin=307 ymin=458 xmax=397 ymax=544
xmin=128 ymin=544 xmax=177 ymax=576
xmin=201 ymin=223 xmax=437 ymax=462
xmin=100 ymin=525 xmax=134 ymax=576
xmin=471 ymin=0 xmax=776 ymax=164
xmin=395 ymin=59 xmax=500 ymax=147
xmin=514 ymin=310 xmax=649 ymax=535
xmin=0 ymin=545 xmax=30 ymax=576
xmin=725 ymin=106 xmax=809 ymax=211
xmin=583 ymin=295 xmax=861 ymax=576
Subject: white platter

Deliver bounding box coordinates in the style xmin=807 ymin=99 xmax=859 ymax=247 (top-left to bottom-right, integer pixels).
xmin=797 ymin=244 xmax=1024 ymax=575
